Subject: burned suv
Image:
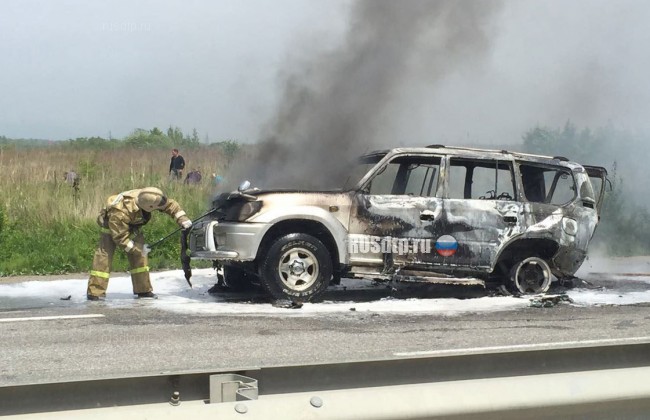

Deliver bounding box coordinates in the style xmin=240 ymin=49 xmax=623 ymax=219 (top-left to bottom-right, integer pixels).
xmin=189 ymin=146 xmax=607 ymax=301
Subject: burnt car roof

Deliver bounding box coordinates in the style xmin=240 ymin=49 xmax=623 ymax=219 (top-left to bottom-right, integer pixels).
xmin=361 ymin=146 xmax=582 ymax=170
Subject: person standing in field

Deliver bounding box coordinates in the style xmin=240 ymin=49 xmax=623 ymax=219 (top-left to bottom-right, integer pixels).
xmin=86 ymin=187 xmax=192 ymax=301
xmin=64 ymin=169 xmax=80 ymax=193
xmin=169 ymin=148 xmax=185 ymax=181
xmin=64 ymin=169 xmax=79 ymax=186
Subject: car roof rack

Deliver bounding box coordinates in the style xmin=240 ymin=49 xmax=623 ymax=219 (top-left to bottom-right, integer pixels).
xmin=553 ymin=156 xmax=570 ymax=162
xmin=426 ymin=144 xmax=445 ymax=148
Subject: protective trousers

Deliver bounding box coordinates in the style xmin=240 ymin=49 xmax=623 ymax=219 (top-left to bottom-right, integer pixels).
xmin=86 ymin=230 xmax=152 ymax=297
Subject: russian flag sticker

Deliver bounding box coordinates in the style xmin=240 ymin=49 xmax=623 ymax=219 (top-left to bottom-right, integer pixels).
xmin=435 ymin=235 xmax=458 ymax=257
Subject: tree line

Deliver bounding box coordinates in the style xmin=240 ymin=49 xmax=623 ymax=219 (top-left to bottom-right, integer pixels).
xmin=1 ymin=127 xmax=242 ymax=157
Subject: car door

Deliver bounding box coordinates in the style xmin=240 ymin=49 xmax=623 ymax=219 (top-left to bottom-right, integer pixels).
xmin=440 ymin=156 xmax=522 ymax=270
xmin=583 ymin=165 xmax=608 ymax=214
xmin=348 ymin=154 xmax=443 ymax=271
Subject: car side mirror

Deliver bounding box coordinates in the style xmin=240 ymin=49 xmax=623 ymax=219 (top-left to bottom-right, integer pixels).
xmin=238 ymin=180 xmax=251 ymax=192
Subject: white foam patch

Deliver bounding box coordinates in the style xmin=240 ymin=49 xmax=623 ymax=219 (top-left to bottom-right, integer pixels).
xmin=159 ymin=293 xmax=531 ymax=316
xmin=0 ymin=269 xmax=219 ymax=308
xmin=567 ymin=288 xmax=650 ymax=306
xmin=2 ymin=264 xmax=650 ymax=315
xmin=0 ymin=269 xmax=531 ymax=315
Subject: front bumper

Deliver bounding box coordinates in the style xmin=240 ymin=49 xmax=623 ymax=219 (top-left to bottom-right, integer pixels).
xmin=189 ymin=220 xmax=270 ymax=261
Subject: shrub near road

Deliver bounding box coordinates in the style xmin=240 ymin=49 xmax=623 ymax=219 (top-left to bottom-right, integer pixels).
xmin=0 ymin=141 xmax=232 ymax=275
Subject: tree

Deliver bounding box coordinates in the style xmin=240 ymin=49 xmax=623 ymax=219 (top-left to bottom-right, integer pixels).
xmin=219 ymin=140 xmax=241 ymax=160
xmin=189 ymin=128 xmax=200 ymax=146
xmin=124 ymin=128 xmax=172 ymax=148
xmin=523 ymin=126 xmax=559 ymax=156
xmin=167 ymin=126 xmax=184 ymax=144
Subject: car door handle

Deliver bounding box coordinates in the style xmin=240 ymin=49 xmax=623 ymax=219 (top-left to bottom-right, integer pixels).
xmin=420 ymin=210 xmax=436 ymax=221
xmin=503 ymin=216 xmax=517 ymax=225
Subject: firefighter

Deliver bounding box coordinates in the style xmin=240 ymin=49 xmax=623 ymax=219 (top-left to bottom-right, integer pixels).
xmin=86 ymin=187 xmax=192 ymax=301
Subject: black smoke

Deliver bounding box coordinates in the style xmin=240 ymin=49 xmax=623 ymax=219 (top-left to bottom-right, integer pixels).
xmin=228 ymin=0 xmax=503 ymax=191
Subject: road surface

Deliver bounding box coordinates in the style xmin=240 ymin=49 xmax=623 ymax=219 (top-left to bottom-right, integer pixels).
xmin=1 ymin=256 xmax=650 ymax=387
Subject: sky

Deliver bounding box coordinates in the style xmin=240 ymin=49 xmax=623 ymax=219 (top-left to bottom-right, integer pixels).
xmin=1 ymin=0 xmax=650 ymax=145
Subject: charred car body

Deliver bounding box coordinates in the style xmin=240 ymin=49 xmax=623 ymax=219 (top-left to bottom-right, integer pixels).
xmin=189 ymin=146 xmax=607 ymax=301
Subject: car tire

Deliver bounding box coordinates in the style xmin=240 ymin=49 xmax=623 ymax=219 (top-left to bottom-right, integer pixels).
xmin=508 ymin=257 xmax=552 ymax=295
xmin=259 ymin=233 xmax=332 ymax=301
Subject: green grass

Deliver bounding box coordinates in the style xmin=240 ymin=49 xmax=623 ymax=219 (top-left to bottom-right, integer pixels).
xmin=0 ymin=144 xmax=227 ymax=275
xmin=0 ymin=199 xmax=214 ymax=276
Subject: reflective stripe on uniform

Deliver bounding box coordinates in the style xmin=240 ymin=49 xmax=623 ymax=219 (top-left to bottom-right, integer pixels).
xmin=130 ymin=266 xmax=150 ymax=274
xmin=174 ymin=210 xmax=186 ymax=220
xmin=90 ymin=270 xmax=110 ymax=279
xmin=125 ymin=240 xmax=134 ymax=252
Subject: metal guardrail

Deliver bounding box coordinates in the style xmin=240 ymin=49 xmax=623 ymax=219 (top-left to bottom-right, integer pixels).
xmin=4 ymin=338 xmax=650 ymax=418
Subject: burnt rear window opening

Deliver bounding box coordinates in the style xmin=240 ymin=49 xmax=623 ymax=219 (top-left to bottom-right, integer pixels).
xmin=518 ymin=162 xmax=577 ymax=205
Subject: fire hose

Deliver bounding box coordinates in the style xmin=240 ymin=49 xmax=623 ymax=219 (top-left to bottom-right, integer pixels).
xmin=148 ymin=208 xmax=218 ymax=288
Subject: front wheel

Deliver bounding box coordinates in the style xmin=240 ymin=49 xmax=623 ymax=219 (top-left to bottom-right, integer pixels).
xmin=259 ymin=233 xmax=332 ymax=301
xmin=509 ymin=257 xmax=552 ymax=294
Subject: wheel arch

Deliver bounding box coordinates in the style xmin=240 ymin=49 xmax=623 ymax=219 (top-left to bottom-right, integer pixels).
xmin=492 ymin=237 xmax=560 ymax=279
xmin=256 ymin=219 xmax=342 ymax=271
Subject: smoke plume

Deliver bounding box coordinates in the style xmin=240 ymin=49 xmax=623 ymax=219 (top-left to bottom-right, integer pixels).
xmin=229 ymin=0 xmax=503 ymax=190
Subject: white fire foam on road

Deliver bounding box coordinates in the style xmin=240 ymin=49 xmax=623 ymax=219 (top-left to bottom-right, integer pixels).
xmin=567 ymin=289 xmax=650 ymax=306
xmin=1 ymin=265 xmax=650 ymax=316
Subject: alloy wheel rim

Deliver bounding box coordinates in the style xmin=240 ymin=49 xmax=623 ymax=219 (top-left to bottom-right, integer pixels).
xmin=278 ymin=247 xmax=319 ymax=291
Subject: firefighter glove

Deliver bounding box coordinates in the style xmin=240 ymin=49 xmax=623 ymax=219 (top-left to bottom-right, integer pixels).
xmin=181 ymin=220 xmax=192 ymax=230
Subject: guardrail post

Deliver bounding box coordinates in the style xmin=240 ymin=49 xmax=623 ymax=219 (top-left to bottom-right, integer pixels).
xmin=209 ymin=374 xmax=258 ymax=403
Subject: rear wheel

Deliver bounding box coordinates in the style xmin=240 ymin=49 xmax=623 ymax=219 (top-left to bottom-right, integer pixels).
xmin=259 ymin=233 xmax=332 ymax=301
xmin=509 ymin=257 xmax=552 ymax=294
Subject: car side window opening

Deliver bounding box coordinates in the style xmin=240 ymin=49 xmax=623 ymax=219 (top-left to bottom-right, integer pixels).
xmin=448 ymin=158 xmax=515 ymax=200
xmin=367 ymin=156 xmax=441 ymax=196
xmin=519 ymin=162 xmax=576 ymax=205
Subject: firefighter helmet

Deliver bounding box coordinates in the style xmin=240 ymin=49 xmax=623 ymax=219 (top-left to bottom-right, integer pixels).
xmin=136 ymin=187 xmax=168 ymax=211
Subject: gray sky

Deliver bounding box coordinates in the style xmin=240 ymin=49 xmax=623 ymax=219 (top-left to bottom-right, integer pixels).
xmin=1 ymin=0 xmax=650 ymax=145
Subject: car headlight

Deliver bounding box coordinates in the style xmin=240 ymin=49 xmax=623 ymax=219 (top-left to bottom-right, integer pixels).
xmin=562 ymin=217 xmax=578 ymax=236
xmin=237 ymin=201 xmax=263 ymax=221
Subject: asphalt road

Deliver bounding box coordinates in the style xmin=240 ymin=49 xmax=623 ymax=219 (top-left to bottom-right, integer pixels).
xmin=2 ymin=269 xmax=650 ymax=387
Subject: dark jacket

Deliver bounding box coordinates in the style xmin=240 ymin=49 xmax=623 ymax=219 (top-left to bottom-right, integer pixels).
xmin=170 ymin=155 xmax=185 ymax=173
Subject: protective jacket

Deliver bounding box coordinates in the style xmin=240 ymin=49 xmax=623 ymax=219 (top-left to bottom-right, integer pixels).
xmin=97 ymin=188 xmax=190 ymax=253
xmin=87 ymin=188 xmax=191 ymax=299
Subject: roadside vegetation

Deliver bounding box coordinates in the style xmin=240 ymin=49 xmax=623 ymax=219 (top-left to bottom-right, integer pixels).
xmin=0 ymin=122 xmax=646 ymax=276
xmin=0 ymin=127 xmax=241 ymax=275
